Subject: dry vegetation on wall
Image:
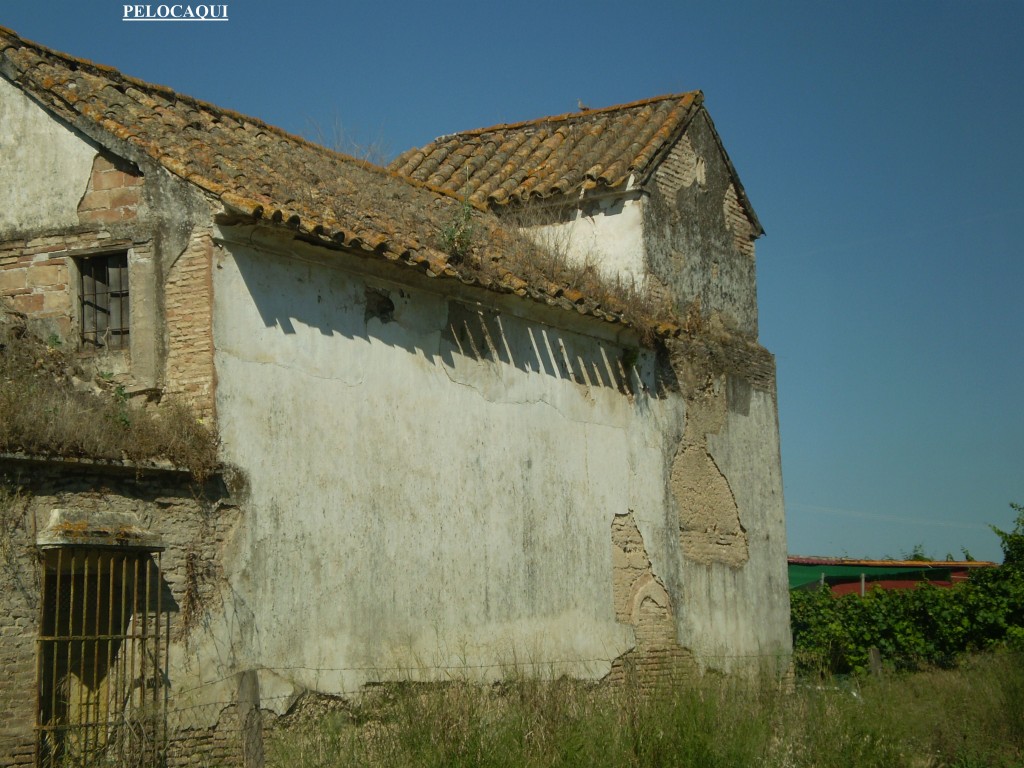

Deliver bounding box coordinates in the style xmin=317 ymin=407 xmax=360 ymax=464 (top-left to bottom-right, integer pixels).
xmin=266 ymin=653 xmax=1024 ymax=768
xmin=494 ymin=201 xmax=676 ymax=341
xmin=0 ymin=306 xmax=218 ymax=480
xmin=330 ymin=170 xmax=676 ymax=343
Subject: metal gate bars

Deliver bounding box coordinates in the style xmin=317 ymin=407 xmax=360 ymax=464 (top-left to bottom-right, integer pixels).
xmin=35 ymin=547 xmax=169 ymax=768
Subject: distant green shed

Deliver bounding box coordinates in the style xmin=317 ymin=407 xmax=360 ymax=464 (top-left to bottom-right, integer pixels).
xmin=787 ymin=556 xmax=997 ymax=595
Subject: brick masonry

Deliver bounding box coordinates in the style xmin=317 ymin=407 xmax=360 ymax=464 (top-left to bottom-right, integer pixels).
xmin=645 ymin=110 xmax=761 ymax=339
xmin=653 ymin=134 xmax=701 ymax=197
xmin=0 ymin=236 xmax=76 ymax=334
xmin=723 ymin=183 xmax=755 ymax=260
xmin=0 ymin=145 xmax=218 ymax=418
xmin=77 ymin=154 xmax=144 ymax=227
xmin=0 ymin=458 xmax=237 ymax=768
xmin=0 ymin=150 xmax=138 ymax=340
xmin=163 ymin=231 xmax=216 ymax=418
xmin=653 ymin=132 xmax=756 ymax=263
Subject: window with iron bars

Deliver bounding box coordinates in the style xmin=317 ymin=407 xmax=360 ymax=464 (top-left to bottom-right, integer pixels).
xmin=78 ymin=253 xmax=129 ymax=350
xmin=36 ymin=547 xmax=169 ymax=768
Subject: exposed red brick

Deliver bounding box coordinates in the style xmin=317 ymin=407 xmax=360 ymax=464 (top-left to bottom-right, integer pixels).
xmin=0 ymin=268 xmax=27 ymax=292
xmin=91 ymin=153 xmax=117 ymax=172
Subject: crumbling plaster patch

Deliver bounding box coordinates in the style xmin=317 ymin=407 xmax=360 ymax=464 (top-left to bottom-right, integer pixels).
xmin=606 ymin=509 xmax=699 ymax=685
xmin=671 ymin=374 xmax=748 ymax=567
xmin=611 ymin=511 xmax=675 ymax=648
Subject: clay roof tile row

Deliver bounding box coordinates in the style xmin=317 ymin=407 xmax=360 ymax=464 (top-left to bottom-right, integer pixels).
xmin=0 ymin=26 xmax=680 ymax=336
xmin=389 ymin=92 xmax=702 ymax=206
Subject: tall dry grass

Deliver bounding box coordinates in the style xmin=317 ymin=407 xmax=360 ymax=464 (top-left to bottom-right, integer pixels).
xmin=266 ymin=652 xmax=1024 ymax=768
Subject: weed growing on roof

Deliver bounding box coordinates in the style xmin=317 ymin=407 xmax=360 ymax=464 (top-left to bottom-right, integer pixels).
xmin=491 ymin=201 xmax=675 ymax=341
xmin=0 ymin=307 xmax=219 ymax=481
xmin=308 ymin=115 xmax=393 ymax=166
xmin=438 ymin=201 xmax=476 ymax=261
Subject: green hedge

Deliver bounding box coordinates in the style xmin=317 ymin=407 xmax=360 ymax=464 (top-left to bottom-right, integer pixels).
xmin=791 ymin=504 xmax=1024 ymax=676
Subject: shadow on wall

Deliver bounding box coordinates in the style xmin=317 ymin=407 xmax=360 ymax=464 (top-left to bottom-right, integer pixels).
xmin=232 ymin=250 xmax=678 ymax=398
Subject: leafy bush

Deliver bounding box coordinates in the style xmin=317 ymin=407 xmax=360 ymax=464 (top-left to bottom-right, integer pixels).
xmin=792 ymin=504 xmax=1024 ymax=676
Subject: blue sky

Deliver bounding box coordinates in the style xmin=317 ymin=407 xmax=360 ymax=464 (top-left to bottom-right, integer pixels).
xmin=4 ymin=1 xmax=1022 ymax=561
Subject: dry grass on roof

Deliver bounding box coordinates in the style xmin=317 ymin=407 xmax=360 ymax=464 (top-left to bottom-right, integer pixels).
xmin=0 ymin=306 xmax=218 ymax=481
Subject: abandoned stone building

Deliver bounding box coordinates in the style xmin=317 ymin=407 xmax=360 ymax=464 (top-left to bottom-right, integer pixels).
xmin=0 ymin=25 xmax=791 ymax=768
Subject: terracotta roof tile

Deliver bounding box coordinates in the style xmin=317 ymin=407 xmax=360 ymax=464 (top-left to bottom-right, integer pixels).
xmin=0 ymin=27 xmax=677 ymax=337
xmin=390 ymin=93 xmax=702 ymax=206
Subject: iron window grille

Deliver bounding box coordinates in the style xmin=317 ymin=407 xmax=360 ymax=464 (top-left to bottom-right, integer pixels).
xmin=35 ymin=547 xmax=169 ymax=768
xmin=78 ymin=253 xmax=129 ymax=350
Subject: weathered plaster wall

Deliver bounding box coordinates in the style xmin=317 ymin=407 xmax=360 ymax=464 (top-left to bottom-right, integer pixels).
xmin=679 ymin=381 xmax=790 ymax=664
xmin=206 ymin=239 xmax=668 ymax=698
xmin=190 ymin=233 xmax=791 ymax=714
xmin=645 ymin=115 xmax=760 ymax=337
xmin=0 ymin=78 xmax=96 ymax=238
xmin=663 ymin=338 xmax=791 ymax=669
xmin=0 ymin=75 xmax=218 ymax=414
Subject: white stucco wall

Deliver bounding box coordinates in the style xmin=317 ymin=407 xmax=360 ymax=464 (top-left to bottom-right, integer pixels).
xmin=0 ymin=76 xmax=96 ymax=237
xmin=522 ymin=193 xmax=647 ymax=286
xmin=171 ymin=234 xmax=790 ymax=712
xmin=684 ymin=388 xmax=791 ymax=665
xmin=198 ymin=241 xmax=684 ymax=699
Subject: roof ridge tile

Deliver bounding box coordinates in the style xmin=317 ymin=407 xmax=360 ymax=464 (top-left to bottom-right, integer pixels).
xmin=448 ymin=91 xmax=701 ymax=139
